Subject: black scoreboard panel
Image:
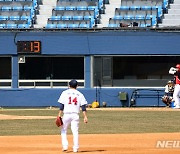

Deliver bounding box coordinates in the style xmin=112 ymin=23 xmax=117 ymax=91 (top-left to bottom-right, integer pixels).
xmin=17 ymin=41 xmax=41 ymax=54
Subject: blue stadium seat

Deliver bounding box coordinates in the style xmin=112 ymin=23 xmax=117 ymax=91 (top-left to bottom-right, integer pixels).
xmin=24 ymin=6 xmax=33 ymax=10
xmin=54 ymin=6 xmax=65 ymax=10
xmin=77 ymin=6 xmax=87 ymax=11
xmin=6 ymin=24 xmax=17 ymax=28
xmin=65 ymin=6 xmax=76 ymax=11
xmin=67 ymin=24 xmax=79 ymax=28
xmin=130 ymin=6 xmax=141 ymax=10
xmin=9 ymin=16 xmax=20 ymax=20
xmin=18 ymin=24 xmax=30 ymax=28
xmin=79 ymin=23 xmax=90 ymax=28
xmin=141 ymin=6 xmax=152 ymax=11
xmin=12 ymin=6 xmax=23 ymax=11
xmin=57 ymin=24 xmax=67 ymax=28
xmin=21 ymin=16 xmax=31 ymax=21
xmin=84 ymin=15 xmax=94 ymax=20
xmin=113 ymin=15 xmax=123 ymax=20
xmin=73 ymin=16 xmax=83 ymax=20
xmin=1 ymin=6 xmax=12 ymax=11
xmin=0 ymin=24 xmax=6 ymax=28
xmin=45 ymin=24 xmax=57 ymax=29
xmin=50 ymin=16 xmax=61 ymax=20
xmin=120 ymin=6 xmax=129 ymax=10
xmin=0 ymin=16 xmax=8 ymax=20
xmin=62 ymin=16 xmax=72 ymax=20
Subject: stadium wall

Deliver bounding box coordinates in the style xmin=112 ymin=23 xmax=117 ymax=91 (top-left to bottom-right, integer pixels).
xmin=0 ymin=30 xmax=179 ymax=107
xmin=1 ymin=31 xmax=180 ymax=55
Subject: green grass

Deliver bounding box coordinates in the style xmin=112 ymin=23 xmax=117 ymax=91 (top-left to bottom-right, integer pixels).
xmin=0 ymin=109 xmax=180 ymax=136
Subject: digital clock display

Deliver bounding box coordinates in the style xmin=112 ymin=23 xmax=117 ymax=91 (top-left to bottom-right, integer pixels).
xmin=17 ymin=41 xmax=41 ymax=54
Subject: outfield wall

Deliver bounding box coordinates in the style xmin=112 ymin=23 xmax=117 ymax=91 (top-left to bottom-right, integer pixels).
xmin=0 ymin=88 xmax=165 ymax=107
xmin=0 ymin=30 xmax=178 ymax=107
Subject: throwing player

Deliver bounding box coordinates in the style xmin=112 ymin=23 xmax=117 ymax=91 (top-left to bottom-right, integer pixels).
xmin=169 ymin=64 xmax=180 ymax=108
xmin=57 ymin=79 xmax=88 ymax=153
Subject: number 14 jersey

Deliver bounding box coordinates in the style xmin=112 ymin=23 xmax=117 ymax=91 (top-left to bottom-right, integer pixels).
xmin=58 ymin=88 xmax=87 ymax=114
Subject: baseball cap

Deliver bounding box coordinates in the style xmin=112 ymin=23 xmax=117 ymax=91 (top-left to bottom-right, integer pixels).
xmin=69 ymin=79 xmax=78 ymax=88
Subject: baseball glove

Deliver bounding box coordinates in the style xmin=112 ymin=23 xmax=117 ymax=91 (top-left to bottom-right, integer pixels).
xmin=55 ymin=116 xmax=63 ymax=127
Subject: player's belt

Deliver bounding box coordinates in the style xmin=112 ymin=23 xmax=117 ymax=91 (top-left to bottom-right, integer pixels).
xmin=64 ymin=112 xmax=78 ymax=114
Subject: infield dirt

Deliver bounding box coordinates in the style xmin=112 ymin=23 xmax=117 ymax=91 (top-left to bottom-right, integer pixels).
xmin=0 ymin=133 xmax=180 ymax=154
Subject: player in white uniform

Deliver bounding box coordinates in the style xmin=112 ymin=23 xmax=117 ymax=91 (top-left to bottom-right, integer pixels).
xmin=57 ymin=79 xmax=88 ymax=153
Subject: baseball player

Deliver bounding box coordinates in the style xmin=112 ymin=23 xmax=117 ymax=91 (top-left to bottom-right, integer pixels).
xmin=57 ymin=79 xmax=88 ymax=153
xmin=169 ymin=64 xmax=180 ymax=108
xmin=161 ymin=80 xmax=174 ymax=107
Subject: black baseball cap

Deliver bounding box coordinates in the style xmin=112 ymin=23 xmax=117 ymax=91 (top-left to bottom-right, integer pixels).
xmin=69 ymin=79 xmax=78 ymax=88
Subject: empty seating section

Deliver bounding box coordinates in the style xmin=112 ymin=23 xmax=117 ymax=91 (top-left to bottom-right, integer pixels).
xmin=108 ymin=0 xmax=170 ymax=28
xmin=0 ymin=0 xmax=37 ymax=28
xmin=46 ymin=0 xmax=104 ymax=29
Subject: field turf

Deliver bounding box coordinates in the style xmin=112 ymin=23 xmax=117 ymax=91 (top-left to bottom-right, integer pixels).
xmin=0 ymin=108 xmax=180 ymax=136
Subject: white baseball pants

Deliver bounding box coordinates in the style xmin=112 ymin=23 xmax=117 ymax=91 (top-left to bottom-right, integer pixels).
xmin=173 ymin=84 xmax=180 ymax=108
xmin=61 ymin=113 xmax=79 ymax=151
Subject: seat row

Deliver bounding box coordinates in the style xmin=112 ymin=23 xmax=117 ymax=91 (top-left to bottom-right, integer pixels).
xmin=56 ymin=0 xmax=104 ymax=11
xmin=45 ymin=23 xmax=91 ymax=29
xmin=47 ymin=17 xmax=95 ymax=27
xmin=109 ymin=15 xmax=157 ymax=28
xmin=121 ymin=0 xmax=168 ymax=9
xmin=0 ymin=23 xmax=30 ymax=28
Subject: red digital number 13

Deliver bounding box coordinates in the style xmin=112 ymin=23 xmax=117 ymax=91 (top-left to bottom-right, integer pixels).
xmin=69 ymin=97 xmax=77 ymax=105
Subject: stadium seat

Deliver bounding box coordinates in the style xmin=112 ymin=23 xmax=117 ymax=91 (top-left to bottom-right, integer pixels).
xmin=65 ymin=6 xmax=76 ymax=11
xmin=73 ymin=16 xmax=83 ymax=20
xmin=0 ymin=23 xmax=6 ymax=28
xmin=50 ymin=16 xmax=61 ymax=21
xmin=18 ymin=24 xmax=30 ymax=28
xmin=21 ymin=16 xmax=31 ymax=21
xmin=120 ymin=6 xmax=129 ymax=10
xmin=62 ymin=15 xmax=72 ymax=20
xmin=79 ymin=23 xmax=90 ymax=28
xmin=67 ymin=24 xmax=79 ymax=28
xmin=6 ymin=23 xmax=17 ymax=28
xmin=12 ymin=6 xmax=23 ymax=11
xmin=0 ymin=16 xmax=8 ymax=20
xmin=24 ymin=6 xmax=33 ymax=11
xmin=45 ymin=24 xmax=57 ymax=29
xmin=141 ymin=6 xmax=152 ymax=11
xmin=76 ymin=6 xmax=87 ymax=11
xmin=113 ymin=15 xmax=123 ymax=20
xmin=130 ymin=6 xmax=141 ymax=10
xmin=57 ymin=24 xmax=67 ymax=28
xmin=9 ymin=16 xmax=20 ymax=20
xmin=1 ymin=6 xmax=11 ymax=11
xmin=55 ymin=6 xmax=65 ymax=11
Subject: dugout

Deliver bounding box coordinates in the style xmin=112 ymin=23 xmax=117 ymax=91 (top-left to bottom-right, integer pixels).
xmin=0 ymin=28 xmax=180 ymax=107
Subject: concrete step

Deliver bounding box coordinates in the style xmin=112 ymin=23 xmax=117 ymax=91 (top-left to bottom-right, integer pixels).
xmin=174 ymin=0 xmax=180 ymax=4
xmin=164 ymin=14 xmax=180 ymax=19
xmin=162 ymin=19 xmax=180 ymax=24
xmin=42 ymin=0 xmax=56 ymax=6
xmin=170 ymin=4 xmax=180 ymax=9
xmin=36 ymin=15 xmax=50 ymax=25
xmin=39 ymin=9 xmax=52 ymax=15
xmin=158 ymin=23 xmax=180 ymax=27
xmin=168 ymin=9 xmax=180 ymax=14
